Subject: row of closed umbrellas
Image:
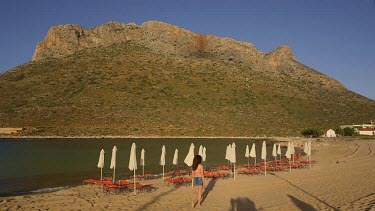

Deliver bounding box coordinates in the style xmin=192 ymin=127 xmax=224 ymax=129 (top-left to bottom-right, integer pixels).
xmin=96 ymin=141 xmax=312 ymax=185
xmin=97 ymin=143 xmax=206 ymax=194
xmin=220 ymin=141 xmax=312 ymax=180
xmin=96 ymin=143 xmax=207 ymax=190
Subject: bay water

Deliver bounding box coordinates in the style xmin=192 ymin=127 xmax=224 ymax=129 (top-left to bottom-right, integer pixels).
xmin=0 ymin=138 xmax=280 ymax=196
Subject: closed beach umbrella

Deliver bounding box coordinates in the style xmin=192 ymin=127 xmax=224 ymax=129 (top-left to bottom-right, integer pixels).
xmin=290 ymin=142 xmax=295 ymax=164
xmin=173 ymin=149 xmax=178 ymax=165
xmin=272 ymin=143 xmax=277 ymax=171
xmin=97 ymin=149 xmax=105 ymax=180
xmin=128 ymin=143 xmax=137 ymax=194
xmin=140 ymin=148 xmax=145 ymax=176
xmin=277 ymin=143 xmax=282 ymax=161
xmin=304 ymin=142 xmax=309 ymax=154
xmin=230 ymin=143 xmax=236 ymax=181
xmin=202 ymin=147 xmax=206 ymax=162
xmin=160 ymin=145 xmax=166 ymax=181
xmin=272 ymin=143 xmax=277 ymax=158
xmin=198 ymin=145 xmax=203 ymax=156
xmin=110 ymin=146 xmax=117 ymax=183
xmin=225 ymin=144 xmax=231 ymax=166
xmin=184 ymin=143 xmax=195 ymax=167
xmin=261 ymin=141 xmax=267 ymax=176
xmin=285 ymin=142 xmax=291 ymax=172
xmin=250 ymin=143 xmax=256 ymax=165
xmin=245 ymin=145 xmax=250 ymax=167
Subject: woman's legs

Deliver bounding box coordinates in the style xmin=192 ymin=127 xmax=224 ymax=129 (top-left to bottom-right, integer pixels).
xmin=197 ymin=186 xmax=203 ymax=206
xmin=192 ymin=187 xmax=198 ymax=208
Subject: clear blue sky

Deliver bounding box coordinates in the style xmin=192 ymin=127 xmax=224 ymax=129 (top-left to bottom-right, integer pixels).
xmin=1 ymin=0 xmax=374 ymax=100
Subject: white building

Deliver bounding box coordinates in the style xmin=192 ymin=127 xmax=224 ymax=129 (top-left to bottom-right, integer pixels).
xmin=322 ymin=129 xmax=336 ymax=138
xmin=356 ymin=128 xmax=375 ymax=136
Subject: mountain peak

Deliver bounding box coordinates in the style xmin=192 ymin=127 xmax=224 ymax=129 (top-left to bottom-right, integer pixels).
xmin=266 ymin=45 xmax=296 ymax=67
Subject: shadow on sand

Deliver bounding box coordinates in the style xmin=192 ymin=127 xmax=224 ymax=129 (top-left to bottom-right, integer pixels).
xmin=270 ymin=172 xmax=338 ymax=210
xmin=288 ymin=194 xmax=317 ymax=211
xmin=201 ymin=178 xmax=217 ymax=204
xmin=230 ymin=197 xmax=257 ymax=211
xmin=135 ymin=184 xmax=181 ymax=211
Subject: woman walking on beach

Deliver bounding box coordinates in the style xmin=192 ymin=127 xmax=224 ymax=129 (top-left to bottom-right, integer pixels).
xmin=191 ymin=155 xmax=205 ymax=208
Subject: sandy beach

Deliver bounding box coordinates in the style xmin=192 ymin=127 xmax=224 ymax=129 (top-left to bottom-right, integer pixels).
xmin=1 ymin=139 xmax=374 ymax=210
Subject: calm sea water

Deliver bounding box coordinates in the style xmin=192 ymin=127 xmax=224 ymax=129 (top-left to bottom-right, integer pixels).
xmin=0 ymin=138 xmax=281 ymax=196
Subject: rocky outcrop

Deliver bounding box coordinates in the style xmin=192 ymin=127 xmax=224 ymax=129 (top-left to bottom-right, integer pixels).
xmin=265 ymin=45 xmax=296 ymax=67
xmin=32 ymin=22 xmax=142 ymax=61
xmin=33 ymin=21 xmax=267 ymax=64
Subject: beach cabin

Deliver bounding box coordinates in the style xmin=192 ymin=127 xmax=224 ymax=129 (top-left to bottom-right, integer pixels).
xmin=356 ymin=128 xmax=375 ymax=136
xmin=322 ymin=129 xmax=336 ymax=138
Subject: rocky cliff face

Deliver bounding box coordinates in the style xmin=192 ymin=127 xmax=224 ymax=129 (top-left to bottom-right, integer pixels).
xmin=32 ymin=20 xmax=344 ymax=90
xmin=33 ymin=21 xmax=265 ymax=62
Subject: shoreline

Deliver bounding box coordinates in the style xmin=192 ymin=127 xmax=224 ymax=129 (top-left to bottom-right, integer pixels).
xmin=0 ymin=135 xmax=307 ymax=140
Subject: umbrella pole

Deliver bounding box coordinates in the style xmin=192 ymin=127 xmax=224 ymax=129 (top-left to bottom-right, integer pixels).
xmin=309 ymin=155 xmax=312 ymax=169
xmin=133 ymin=169 xmax=136 ymax=195
xmin=234 ymin=163 xmax=236 ymax=181
xmin=163 ymin=165 xmax=165 ymax=181
xmin=274 ymin=156 xmax=276 ymax=172
xmin=101 ymin=168 xmax=103 ymax=180
xmin=248 ymin=157 xmax=249 ymax=169
xmin=113 ymin=167 xmax=116 ymax=184
xmin=264 ymin=159 xmax=266 ymax=176
xmin=143 ymin=165 xmax=144 ymax=176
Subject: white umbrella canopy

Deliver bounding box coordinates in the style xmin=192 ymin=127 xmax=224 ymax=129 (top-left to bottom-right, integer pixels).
xmin=245 ymin=145 xmax=250 ymax=167
xmin=245 ymin=145 xmax=250 ymax=158
xmin=198 ymin=145 xmax=203 ymax=156
xmin=261 ymin=141 xmax=267 ymax=176
xmin=128 ymin=143 xmax=137 ymax=194
xmin=110 ymin=146 xmax=117 ymax=183
xmin=97 ymin=149 xmax=105 ymax=180
xmin=272 ymin=143 xmax=277 ymax=157
xmin=160 ymin=145 xmax=166 ymax=181
xmin=128 ymin=143 xmax=137 ymax=171
xmin=304 ymin=142 xmax=309 ymax=154
xmin=261 ymin=141 xmax=267 ymax=160
xmin=184 ymin=143 xmax=195 ymax=167
xmin=285 ymin=142 xmax=292 ymax=172
xmin=173 ymin=149 xmax=178 ymax=165
xmin=140 ymin=149 xmax=145 ymax=166
xmin=277 ymin=143 xmax=282 ymax=161
xmin=202 ymin=147 xmax=206 ymax=162
xmin=290 ymin=142 xmax=295 ymax=163
xmin=249 ymin=143 xmax=256 ymax=165
xmin=225 ymin=145 xmax=231 ymax=161
xmin=230 ymin=143 xmax=236 ymax=164
xmin=140 ymin=148 xmax=145 ymax=176
xmin=307 ymin=141 xmax=312 ymax=156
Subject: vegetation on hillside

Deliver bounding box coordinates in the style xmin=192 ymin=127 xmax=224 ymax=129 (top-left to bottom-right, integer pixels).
xmin=0 ymin=41 xmax=374 ymax=137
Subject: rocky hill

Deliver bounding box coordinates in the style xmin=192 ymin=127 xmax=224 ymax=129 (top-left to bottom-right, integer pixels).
xmin=1 ymin=21 xmax=374 ymax=136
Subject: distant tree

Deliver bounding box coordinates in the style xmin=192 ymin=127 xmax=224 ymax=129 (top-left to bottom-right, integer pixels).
xmin=301 ymin=128 xmax=313 ymax=138
xmin=301 ymin=128 xmax=323 ymax=138
xmin=343 ymin=127 xmax=355 ymax=136
xmin=335 ymin=127 xmax=344 ymax=136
